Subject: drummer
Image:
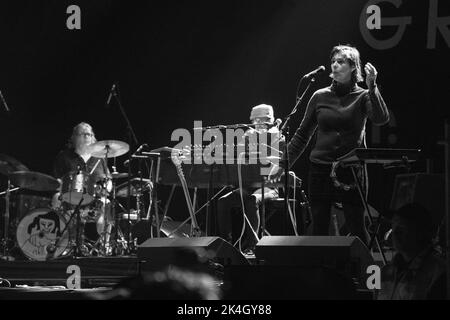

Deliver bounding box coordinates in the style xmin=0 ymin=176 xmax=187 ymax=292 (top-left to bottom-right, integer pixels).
xmin=52 ymin=122 xmax=113 ymax=252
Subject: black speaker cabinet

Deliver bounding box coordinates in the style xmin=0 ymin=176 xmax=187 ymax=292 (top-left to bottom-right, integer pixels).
xmin=255 ymin=236 xmax=374 ymax=283
xmin=137 ymin=237 xmax=249 ymax=268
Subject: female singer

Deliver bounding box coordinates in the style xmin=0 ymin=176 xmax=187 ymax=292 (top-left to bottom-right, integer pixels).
xmin=270 ymin=45 xmax=389 ymax=244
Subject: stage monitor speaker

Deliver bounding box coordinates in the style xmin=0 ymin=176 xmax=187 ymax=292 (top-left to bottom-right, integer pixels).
xmin=390 ymin=173 xmax=444 ymax=230
xmin=137 ymin=237 xmax=249 ymax=268
xmin=255 ymin=236 xmax=374 ymax=283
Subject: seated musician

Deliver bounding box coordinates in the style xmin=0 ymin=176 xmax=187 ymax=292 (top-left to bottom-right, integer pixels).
xmin=217 ymin=104 xmax=285 ymax=254
xmin=378 ymin=203 xmax=446 ymax=300
xmin=52 ymin=122 xmax=113 ymax=252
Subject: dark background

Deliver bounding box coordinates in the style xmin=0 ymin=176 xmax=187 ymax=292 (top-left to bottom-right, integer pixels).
xmin=0 ymin=0 xmax=448 ymax=225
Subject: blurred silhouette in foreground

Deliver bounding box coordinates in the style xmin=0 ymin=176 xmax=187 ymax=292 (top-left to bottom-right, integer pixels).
xmin=88 ymin=248 xmax=222 ymax=300
xmin=378 ymin=203 xmax=446 ymax=300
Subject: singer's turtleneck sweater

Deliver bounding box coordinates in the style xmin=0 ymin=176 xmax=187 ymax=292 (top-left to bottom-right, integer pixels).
xmin=286 ymin=81 xmax=390 ymax=165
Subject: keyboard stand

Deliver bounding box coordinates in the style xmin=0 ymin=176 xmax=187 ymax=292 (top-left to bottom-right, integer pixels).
xmin=348 ymin=163 xmax=387 ymax=265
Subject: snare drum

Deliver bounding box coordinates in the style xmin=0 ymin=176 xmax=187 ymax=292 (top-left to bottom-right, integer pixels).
xmin=61 ymin=170 xmax=95 ymax=205
xmin=16 ymin=208 xmax=69 ymax=261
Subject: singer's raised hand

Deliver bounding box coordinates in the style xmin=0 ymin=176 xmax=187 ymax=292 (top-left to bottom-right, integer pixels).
xmin=364 ymin=62 xmax=378 ymax=88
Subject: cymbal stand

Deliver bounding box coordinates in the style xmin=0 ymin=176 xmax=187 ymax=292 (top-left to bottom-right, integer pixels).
xmin=73 ymin=195 xmax=84 ymax=257
xmin=137 ymin=153 xmax=144 ymax=222
xmin=51 ymin=196 xmax=85 ymax=258
xmin=111 ymin=170 xmax=124 ymax=255
xmin=106 ymin=169 xmax=130 ymax=255
xmin=102 ymin=145 xmax=116 ymax=255
xmin=0 ymin=180 xmax=16 ymax=260
xmin=108 ymin=193 xmax=130 ymax=252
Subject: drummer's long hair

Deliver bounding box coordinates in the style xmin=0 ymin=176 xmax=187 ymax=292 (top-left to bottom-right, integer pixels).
xmin=27 ymin=211 xmax=62 ymax=237
xmin=66 ymin=122 xmax=97 ymax=149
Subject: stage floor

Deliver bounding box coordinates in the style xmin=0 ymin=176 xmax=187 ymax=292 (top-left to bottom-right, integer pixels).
xmin=0 ymin=256 xmax=140 ymax=288
xmin=0 ymin=255 xmax=377 ymax=300
xmin=0 ymin=248 xmax=389 ymax=300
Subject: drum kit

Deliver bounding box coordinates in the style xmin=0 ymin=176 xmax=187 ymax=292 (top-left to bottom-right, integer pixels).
xmin=0 ymin=140 xmax=153 ymax=261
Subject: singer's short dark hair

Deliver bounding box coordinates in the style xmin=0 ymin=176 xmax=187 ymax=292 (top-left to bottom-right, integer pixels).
xmin=330 ymin=45 xmax=363 ymax=83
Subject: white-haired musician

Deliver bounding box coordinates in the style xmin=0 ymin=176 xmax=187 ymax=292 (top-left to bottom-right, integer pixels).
xmin=216 ymin=104 xmax=285 ymax=254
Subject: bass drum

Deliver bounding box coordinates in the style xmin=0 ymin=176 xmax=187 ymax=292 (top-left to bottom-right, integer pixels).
xmin=16 ymin=208 xmax=70 ymax=261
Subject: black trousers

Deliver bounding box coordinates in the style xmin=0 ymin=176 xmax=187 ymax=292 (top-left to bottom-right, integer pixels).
xmin=216 ymin=187 xmax=278 ymax=250
xmin=308 ymin=162 xmax=368 ymax=246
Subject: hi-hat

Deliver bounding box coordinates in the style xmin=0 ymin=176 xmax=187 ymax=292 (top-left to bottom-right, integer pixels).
xmin=88 ymin=140 xmax=130 ymax=158
xmin=9 ymin=171 xmax=60 ymax=192
xmin=0 ymin=154 xmax=29 ymax=176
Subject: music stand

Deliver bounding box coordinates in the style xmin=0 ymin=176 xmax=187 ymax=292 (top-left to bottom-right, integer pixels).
xmin=337 ymin=148 xmax=421 ymax=265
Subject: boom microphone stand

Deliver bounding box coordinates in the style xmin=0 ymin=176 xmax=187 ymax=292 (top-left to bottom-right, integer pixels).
xmin=278 ymin=71 xmax=320 ymax=228
xmin=0 ymin=181 xmax=18 ymax=260
xmin=107 ymin=83 xmax=139 ymax=253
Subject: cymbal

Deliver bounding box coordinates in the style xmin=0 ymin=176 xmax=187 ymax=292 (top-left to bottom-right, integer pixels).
xmin=88 ymin=140 xmax=130 ymax=158
xmin=9 ymin=171 xmax=60 ymax=192
xmin=0 ymin=154 xmax=29 ymax=176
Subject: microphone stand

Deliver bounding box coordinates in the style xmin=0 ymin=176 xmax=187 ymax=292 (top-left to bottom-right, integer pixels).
xmin=110 ymin=84 xmax=139 ymax=253
xmin=50 ymin=196 xmax=85 ymax=259
xmin=0 ymin=181 xmax=16 ymax=260
xmin=279 ymin=75 xmax=317 ymax=230
xmin=0 ymin=92 xmax=12 ymax=260
xmin=0 ymin=89 xmax=10 ymax=113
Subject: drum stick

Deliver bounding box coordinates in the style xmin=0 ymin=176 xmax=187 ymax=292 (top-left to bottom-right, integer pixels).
xmin=90 ymin=159 xmax=101 ymax=175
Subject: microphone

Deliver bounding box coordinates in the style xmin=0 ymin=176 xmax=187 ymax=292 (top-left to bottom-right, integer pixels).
xmin=106 ymin=83 xmax=116 ymax=106
xmin=303 ymin=66 xmax=325 ymax=79
xmin=263 ymin=118 xmax=282 ymax=129
xmin=134 ymin=143 xmax=148 ymax=155
xmin=124 ymin=143 xmax=148 ymax=166
xmin=0 ymin=89 xmax=10 ymax=112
